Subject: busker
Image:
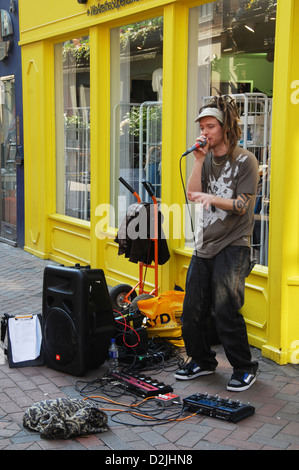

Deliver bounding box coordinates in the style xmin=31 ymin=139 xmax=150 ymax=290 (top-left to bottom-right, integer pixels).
xmin=174 ymin=94 xmax=259 ymax=392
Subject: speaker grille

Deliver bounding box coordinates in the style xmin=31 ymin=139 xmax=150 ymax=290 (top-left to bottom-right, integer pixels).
xmin=43 ymin=307 xmax=78 ymax=366
xmin=42 ymin=265 xmax=115 ymax=375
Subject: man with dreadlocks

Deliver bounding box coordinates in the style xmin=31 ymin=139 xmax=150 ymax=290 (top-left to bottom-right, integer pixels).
xmin=174 ymin=94 xmax=259 ymax=391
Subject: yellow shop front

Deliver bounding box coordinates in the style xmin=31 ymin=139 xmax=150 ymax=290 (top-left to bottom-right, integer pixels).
xmin=19 ymin=0 xmax=299 ymax=365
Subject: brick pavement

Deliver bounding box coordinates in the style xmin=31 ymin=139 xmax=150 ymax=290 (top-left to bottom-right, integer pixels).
xmin=0 ymin=242 xmax=298 ymax=452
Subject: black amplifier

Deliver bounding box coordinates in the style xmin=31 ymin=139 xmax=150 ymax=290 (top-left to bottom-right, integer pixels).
xmin=183 ymin=392 xmax=255 ymax=423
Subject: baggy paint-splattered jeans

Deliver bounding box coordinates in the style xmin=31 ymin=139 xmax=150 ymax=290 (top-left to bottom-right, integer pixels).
xmin=182 ymin=245 xmax=258 ymax=374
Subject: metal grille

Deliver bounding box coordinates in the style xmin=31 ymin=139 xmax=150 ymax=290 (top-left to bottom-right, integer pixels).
xmin=64 ymin=107 xmax=90 ymax=221
xmin=113 ymin=101 xmax=162 ymax=224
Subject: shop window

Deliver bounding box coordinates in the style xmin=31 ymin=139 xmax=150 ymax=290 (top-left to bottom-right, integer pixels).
xmin=55 ymin=36 xmax=90 ymax=221
xmin=110 ymin=17 xmax=163 ymax=227
xmin=0 ymin=75 xmax=17 ymax=243
xmin=186 ymin=0 xmax=276 ymax=267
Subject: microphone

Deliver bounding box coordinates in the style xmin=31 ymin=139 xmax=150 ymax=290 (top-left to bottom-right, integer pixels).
xmin=182 ymin=139 xmax=207 ymax=156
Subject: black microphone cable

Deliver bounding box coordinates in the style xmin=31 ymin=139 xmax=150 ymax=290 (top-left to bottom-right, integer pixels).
xmin=179 ymin=138 xmax=207 ymax=249
xmin=179 ymin=152 xmax=197 ymax=253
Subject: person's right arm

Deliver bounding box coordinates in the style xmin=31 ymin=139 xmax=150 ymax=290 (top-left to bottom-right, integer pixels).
xmin=186 ymin=140 xmax=207 ymax=193
xmin=186 ymin=157 xmax=205 ymax=193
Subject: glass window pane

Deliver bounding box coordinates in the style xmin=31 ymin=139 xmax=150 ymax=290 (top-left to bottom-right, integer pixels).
xmin=186 ymin=0 xmax=276 ymax=266
xmin=0 ymin=76 xmax=17 ymax=243
xmin=110 ymin=18 xmax=163 ymax=227
xmin=55 ymin=37 xmax=90 ymax=221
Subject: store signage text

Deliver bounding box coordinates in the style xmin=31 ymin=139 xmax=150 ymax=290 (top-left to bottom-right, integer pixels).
xmin=87 ymin=0 xmax=143 ymax=16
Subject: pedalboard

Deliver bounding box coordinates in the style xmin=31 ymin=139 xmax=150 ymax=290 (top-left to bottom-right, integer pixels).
xmin=110 ymin=370 xmax=173 ymax=398
xmin=109 ymin=371 xmax=255 ymax=423
xmin=183 ymin=392 xmax=255 ymax=423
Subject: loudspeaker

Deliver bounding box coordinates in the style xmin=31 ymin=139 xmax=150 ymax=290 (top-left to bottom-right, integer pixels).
xmin=42 ymin=264 xmax=115 ymax=376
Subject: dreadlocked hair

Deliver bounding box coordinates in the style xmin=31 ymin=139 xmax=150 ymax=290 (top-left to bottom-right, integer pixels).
xmin=199 ymin=93 xmax=241 ymax=159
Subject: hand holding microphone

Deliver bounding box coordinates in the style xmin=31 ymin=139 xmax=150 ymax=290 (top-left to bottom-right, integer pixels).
xmin=182 ymin=138 xmax=207 ymax=156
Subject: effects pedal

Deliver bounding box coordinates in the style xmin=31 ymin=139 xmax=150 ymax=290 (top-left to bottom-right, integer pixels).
xmin=110 ymin=370 xmax=173 ymax=398
xmin=155 ymin=393 xmax=180 ymax=407
xmin=183 ymin=392 xmax=255 ymax=423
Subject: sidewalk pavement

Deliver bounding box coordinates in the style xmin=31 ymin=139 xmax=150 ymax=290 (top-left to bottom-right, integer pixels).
xmin=0 ymin=242 xmax=298 ymax=452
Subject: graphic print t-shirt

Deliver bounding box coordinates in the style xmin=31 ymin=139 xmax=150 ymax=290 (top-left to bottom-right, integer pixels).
xmin=195 ymin=147 xmax=259 ymax=258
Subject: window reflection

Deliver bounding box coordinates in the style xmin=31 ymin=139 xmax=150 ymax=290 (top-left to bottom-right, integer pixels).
xmin=55 ymin=37 xmax=90 ymax=221
xmin=186 ymin=0 xmax=276 ymax=266
xmin=110 ymin=18 xmax=163 ymax=226
xmin=0 ymin=76 xmax=17 ymax=243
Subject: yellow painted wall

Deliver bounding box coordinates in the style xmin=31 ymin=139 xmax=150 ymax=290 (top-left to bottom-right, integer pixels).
xmin=19 ymin=0 xmax=299 ymax=364
xmin=22 ymin=41 xmax=50 ymax=258
xmin=263 ymin=0 xmax=299 ymax=364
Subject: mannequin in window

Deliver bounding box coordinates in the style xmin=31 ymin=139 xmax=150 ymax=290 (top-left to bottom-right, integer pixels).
xmin=145 ymin=68 xmax=163 ymax=198
xmin=152 ymin=68 xmax=163 ymax=101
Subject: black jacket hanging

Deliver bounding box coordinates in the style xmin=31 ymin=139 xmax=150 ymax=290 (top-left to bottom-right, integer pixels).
xmin=114 ymin=202 xmax=170 ymax=265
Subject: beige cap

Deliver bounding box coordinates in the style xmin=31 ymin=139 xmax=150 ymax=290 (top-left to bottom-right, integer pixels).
xmin=195 ymin=107 xmax=224 ymax=124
